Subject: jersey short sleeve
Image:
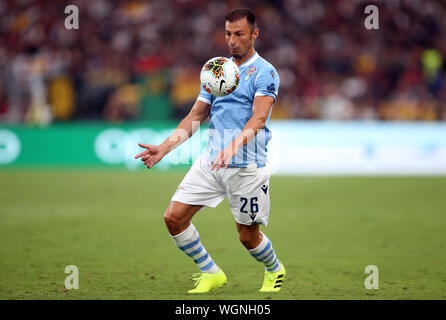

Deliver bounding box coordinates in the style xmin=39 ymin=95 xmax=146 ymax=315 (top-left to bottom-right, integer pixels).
xmin=254 ymin=67 xmax=280 ymax=101
xmin=197 ymin=84 xmax=213 ymax=105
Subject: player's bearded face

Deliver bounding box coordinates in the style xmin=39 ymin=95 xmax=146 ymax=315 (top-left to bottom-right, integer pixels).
xmin=225 ymin=19 xmax=258 ymax=59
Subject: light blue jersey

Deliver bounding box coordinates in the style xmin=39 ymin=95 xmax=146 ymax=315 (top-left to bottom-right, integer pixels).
xmin=197 ymin=51 xmax=280 ymax=168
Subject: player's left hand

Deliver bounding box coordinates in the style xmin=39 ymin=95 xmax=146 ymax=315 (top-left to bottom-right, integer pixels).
xmin=211 ymin=145 xmax=236 ymax=171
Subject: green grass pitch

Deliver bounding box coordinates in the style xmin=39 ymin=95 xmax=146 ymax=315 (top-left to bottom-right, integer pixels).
xmin=1 ymin=169 xmax=445 ymax=300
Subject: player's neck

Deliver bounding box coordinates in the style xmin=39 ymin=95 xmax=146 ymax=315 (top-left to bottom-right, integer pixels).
xmin=233 ymin=48 xmax=255 ymax=67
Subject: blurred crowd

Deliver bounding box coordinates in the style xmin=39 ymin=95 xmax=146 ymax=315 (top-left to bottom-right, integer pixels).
xmin=0 ymin=0 xmax=445 ymax=125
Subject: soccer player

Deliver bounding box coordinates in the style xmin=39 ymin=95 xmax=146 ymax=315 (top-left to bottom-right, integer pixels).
xmin=135 ymin=8 xmax=285 ymax=293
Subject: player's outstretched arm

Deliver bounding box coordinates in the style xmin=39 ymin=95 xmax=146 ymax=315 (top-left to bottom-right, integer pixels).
xmin=135 ymin=99 xmax=210 ymax=169
xmin=211 ymin=95 xmax=274 ymax=170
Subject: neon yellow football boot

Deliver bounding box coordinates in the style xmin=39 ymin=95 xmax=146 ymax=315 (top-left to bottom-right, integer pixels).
xmin=259 ymin=261 xmax=286 ymax=292
xmin=188 ymin=268 xmax=227 ymax=294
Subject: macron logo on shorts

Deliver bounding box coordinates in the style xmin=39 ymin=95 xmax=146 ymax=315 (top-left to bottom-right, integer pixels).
xmin=261 ymin=185 xmax=268 ymax=194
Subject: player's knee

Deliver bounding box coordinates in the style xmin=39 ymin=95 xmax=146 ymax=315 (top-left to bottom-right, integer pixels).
xmin=163 ymin=210 xmax=180 ymax=229
xmin=164 ymin=208 xmax=188 ymax=234
xmin=239 ymin=231 xmax=257 ymax=249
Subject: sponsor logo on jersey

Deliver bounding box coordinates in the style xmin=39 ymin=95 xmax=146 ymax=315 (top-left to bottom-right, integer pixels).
xmin=266 ymin=83 xmax=275 ymax=93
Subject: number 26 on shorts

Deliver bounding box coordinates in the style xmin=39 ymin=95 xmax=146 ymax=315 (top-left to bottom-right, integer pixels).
xmin=240 ymin=197 xmax=259 ymax=214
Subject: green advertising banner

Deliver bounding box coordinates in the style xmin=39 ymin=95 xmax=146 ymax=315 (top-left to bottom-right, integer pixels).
xmin=3 ymin=121 xmax=446 ymax=174
xmin=0 ymin=122 xmax=209 ymax=169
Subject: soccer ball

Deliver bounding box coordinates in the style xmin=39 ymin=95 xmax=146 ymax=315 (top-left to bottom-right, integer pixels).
xmin=200 ymin=57 xmax=240 ymax=97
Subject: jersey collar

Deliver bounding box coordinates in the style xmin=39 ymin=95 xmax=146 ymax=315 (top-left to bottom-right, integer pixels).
xmin=231 ymin=51 xmax=259 ymax=69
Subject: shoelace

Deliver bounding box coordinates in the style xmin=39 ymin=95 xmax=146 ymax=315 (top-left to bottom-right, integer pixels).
xmin=265 ymin=271 xmax=277 ymax=282
xmin=191 ymin=273 xmax=209 ymax=286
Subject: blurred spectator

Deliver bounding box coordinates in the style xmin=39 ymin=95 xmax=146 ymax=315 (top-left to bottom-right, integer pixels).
xmin=103 ymin=83 xmax=141 ymax=122
xmin=0 ymin=0 xmax=445 ymax=123
xmin=170 ymin=67 xmax=201 ymax=119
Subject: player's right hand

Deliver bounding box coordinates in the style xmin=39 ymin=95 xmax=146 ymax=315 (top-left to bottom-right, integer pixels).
xmin=134 ymin=143 xmax=166 ymax=169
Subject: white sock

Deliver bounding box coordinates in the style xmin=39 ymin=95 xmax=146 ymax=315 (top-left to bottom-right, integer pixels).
xmin=248 ymin=232 xmax=282 ymax=272
xmin=170 ymin=223 xmax=219 ymax=274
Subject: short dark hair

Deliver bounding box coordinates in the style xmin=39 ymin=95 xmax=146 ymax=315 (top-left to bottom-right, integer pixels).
xmin=225 ymin=8 xmax=257 ymax=31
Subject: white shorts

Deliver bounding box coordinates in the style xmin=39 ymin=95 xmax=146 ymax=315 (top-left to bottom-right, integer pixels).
xmin=171 ymin=154 xmax=271 ymax=226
